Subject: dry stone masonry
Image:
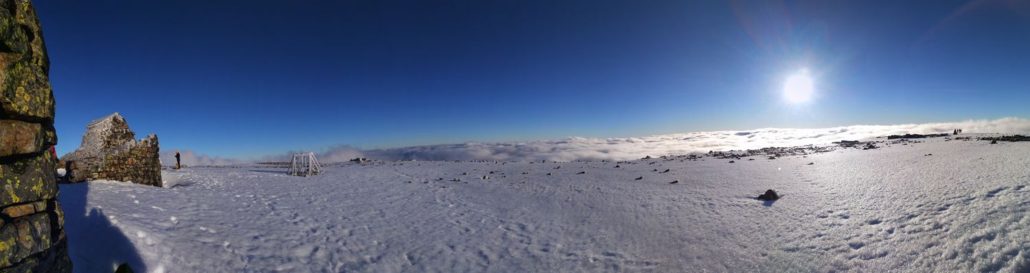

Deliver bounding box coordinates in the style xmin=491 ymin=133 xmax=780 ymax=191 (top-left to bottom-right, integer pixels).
xmin=0 ymin=0 xmax=73 ymax=272
xmin=61 ymin=113 xmax=162 ymax=187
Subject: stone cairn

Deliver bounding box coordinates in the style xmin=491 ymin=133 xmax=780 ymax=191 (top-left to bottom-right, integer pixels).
xmin=0 ymin=0 xmax=73 ymax=271
xmin=60 ymin=113 xmax=162 ymax=187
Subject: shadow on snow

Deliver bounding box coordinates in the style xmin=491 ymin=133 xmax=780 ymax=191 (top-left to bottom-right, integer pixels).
xmin=59 ymin=183 xmax=147 ymax=273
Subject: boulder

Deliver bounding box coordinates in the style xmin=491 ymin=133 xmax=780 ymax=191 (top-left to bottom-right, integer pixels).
xmin=0 ymin=0 xmax=73 ymax=271
xmin=757 ymin=189 xmax=780 ymax=201
xmin=60 ymin=113 xmax=162 ymax=187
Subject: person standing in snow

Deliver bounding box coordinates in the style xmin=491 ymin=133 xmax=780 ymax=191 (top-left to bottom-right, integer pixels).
xmin=175 ymin=151 xmax=181 ymax=169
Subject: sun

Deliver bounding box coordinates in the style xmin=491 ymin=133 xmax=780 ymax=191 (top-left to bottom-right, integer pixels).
xmin=783 ymin=69 xmax=815 ymax=104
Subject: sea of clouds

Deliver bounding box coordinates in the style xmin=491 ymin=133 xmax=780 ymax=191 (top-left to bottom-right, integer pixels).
xmin=169 ymin=118 xmax=1030 ymax=165
xmin=160 ymin=150 xmax=244 ymax=167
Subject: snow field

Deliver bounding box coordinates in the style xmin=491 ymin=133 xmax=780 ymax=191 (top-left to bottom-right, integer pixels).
xmin=61 ymin=138 xmax=1030 ymax=272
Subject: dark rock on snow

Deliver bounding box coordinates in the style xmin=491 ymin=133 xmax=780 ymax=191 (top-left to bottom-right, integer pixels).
xmin=757 ymin=189 xmax=780 ymax=201
xmin=982 ymin=135 xmax=1030 ymax=143
xmin=886 ymin=133 xmax=949 ymax=140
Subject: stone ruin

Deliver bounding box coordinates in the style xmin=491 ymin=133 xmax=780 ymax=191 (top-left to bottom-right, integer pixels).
xmin=0 ymin=0 xmax=73 ymax=271
xmin=60 ymin=112 xmax=162 ymax=187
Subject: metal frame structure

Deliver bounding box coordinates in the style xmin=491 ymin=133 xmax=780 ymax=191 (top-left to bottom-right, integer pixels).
xmin=289 ymin=152 xmax=322 ymax=177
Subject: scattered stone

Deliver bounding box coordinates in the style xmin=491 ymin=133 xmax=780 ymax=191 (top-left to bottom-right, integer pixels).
xmin=887 ymin=133 xmax=949 ymax=139
xmin=728 ymin=160 xmax=735 ymax=163
xmin=835 ymin=140 xmax=861 ymax=147
xmin=982 ymin=135 xmax=1030 ymax=142
xmin=547 ymin=173 xmax=552 ymax=176
xmin=576 ymin=171 xmax=586 ymax=175
xmin=807 ymin=162 xmax=814 ymax=165
xmin=635 ymin=176 xmax=643 ymax=180
xmin=756 ymin=189 xmax=780 ymax=201
xmin=669 ymin=180 xmax=679 ymax=184
xmin=662 ymin=169 xmax=670 ymax=173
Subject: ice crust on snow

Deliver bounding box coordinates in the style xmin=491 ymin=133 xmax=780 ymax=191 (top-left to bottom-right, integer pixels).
xmin=61 ymin=137 xmax=1030 ymax=272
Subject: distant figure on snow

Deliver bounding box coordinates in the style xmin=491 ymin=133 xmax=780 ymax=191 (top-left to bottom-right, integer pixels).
xmin=175 ymin=151 xmax=181 ymax=169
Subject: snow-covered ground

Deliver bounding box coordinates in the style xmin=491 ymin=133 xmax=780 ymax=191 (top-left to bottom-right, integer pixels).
xmin=61 ymin=136 xmax=1030 ymax=272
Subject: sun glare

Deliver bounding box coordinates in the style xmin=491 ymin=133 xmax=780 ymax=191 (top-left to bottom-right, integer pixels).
xmin=783 ymin=69 xmax=814 ymax=104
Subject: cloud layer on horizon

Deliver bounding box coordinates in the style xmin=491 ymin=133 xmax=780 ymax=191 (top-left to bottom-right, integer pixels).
xmin=174 ymin=117 xmax=1030 ymax=165
xmin=159 ymin=150 xmax=244 ymax=167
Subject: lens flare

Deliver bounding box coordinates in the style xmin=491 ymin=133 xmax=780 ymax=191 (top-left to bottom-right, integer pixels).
xmin=784 ymin=69 xmax=815 ymax=104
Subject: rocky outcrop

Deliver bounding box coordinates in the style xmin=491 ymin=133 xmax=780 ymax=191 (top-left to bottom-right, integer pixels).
xmin=886 ymin=133 xmax=949 ymax=140
xmin=61 ymin=113 xmax=162 ymax=187
xmin=980 ymin=135 xmax=1030 ymax=142
xmin=0 ymin=0 xmax=73 ymax=272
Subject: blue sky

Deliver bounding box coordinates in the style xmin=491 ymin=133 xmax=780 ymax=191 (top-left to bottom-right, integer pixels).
xmin=36 ymin=0 xmax=1030 ymax=158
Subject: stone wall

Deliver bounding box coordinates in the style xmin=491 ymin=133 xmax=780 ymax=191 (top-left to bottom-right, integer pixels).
xmin=0 ymin=0 xmax=73 ymax=272
xmin=62 ymin=113 xmax=162 ymax=187
xmin=72 ymin=134 xmax=162 ymax=187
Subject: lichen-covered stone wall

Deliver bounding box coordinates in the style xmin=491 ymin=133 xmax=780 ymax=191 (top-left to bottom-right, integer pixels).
xmin=0 ymin=0 xmax=73 ymax=272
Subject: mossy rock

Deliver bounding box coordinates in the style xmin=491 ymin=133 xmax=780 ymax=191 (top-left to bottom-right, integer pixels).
xmin=0 ymin=0 xmax=54 ymax=121
xmin=0 ymin=151 xmax=57 ymax=206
